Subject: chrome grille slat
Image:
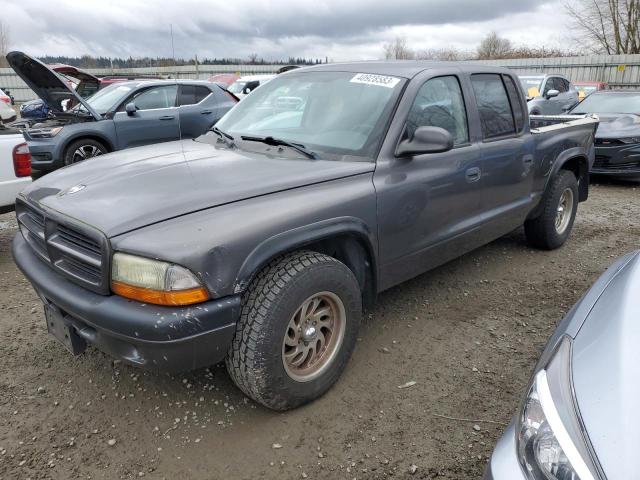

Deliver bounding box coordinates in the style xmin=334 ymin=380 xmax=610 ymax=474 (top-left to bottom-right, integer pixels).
xmin=16 ymin=200 xmax=109 ymax=295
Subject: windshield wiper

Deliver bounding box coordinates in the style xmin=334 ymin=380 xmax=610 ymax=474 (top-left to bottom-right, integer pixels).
xmin=241 ymin=135 xmax=318 ymax=159
xmin=211 ymin=126 xmax=236 ymax=149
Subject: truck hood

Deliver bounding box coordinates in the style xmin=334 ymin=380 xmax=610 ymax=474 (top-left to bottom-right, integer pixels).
xmin=6 ymin=51 xmax=101 ymax=120
xmin=20 ymin=138 xmax=374 ymax=237
xmin=571 ymin=252 xmax=640 ymax=479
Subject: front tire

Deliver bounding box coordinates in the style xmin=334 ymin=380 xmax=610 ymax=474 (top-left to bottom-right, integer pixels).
xmin=226 ymin=251 xmax=362 ymax=410
xmin=524 ymin=170 xmax=579 ymax=250
xmin=63 ymin=138 xmax=107 ymax=165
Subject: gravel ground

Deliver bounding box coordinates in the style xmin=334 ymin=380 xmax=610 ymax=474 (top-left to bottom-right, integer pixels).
xmin=0 ymin=179 xmax=638 ymax=480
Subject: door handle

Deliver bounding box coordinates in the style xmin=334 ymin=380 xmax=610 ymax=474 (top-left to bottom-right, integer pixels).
xmin=159 ymin=115 xmax=175 ymax=120
xmin=465 ymin=167 xmax=481 ymax=183
xmin=200 ymin=110 xmax=213 ymax=114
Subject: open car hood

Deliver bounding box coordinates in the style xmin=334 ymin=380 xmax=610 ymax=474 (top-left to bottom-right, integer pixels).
xmin=6 ymin=51 xmax=101 ymax=120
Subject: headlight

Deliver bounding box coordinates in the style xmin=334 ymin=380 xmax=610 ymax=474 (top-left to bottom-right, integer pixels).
xmin=28 ymin=126 xmax=63 ymax=138
xmin=518 ymin=337 xmax=602 ymax=480
xmin=618 ymin=137 xmax=640 ymax=144
xmin=111 ymin=252 xmax=209 ymax=306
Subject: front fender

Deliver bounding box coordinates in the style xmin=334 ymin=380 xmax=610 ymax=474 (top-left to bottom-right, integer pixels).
xmin=234 ymin=216 xmax=376 ymax=293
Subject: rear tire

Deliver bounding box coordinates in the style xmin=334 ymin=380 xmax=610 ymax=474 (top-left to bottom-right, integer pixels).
xmin=524 ymin=170 xmax=578 ymax=250
xmin=63 ymin=139 xmax=107 ymax=165
xmin=226 ymin=250 xmax=362 ymax=411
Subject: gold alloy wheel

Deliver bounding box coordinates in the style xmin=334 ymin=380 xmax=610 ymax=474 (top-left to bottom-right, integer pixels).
xmin=282 ymin=291 xmax=346 ymax=382
xmin=555 ymin=188 xmax=574 ymax=234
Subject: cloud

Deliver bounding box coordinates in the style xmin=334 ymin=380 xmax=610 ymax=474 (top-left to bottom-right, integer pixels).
xmin=3 ymin=0 xmax=571 ymax=61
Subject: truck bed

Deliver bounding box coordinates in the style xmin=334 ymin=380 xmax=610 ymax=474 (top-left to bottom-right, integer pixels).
xmin=529 ymin=114 xmax=599 ymax=132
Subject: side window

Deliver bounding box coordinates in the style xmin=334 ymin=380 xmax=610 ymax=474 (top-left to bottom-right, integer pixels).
xmin=406 ymin=76 xmax=469 ymax=146
xmin=542 ymin=78 xmax=554 ymax=95
xmin=563 ymin=79 xmax=572 ymax=92
xmin=132 ymin=85 xmax=177 ymax=110
xmin=555 ymin=78 xmax=568 ymax=93
xmin=471 ymin=74 xmax=516 ymax=139
xmin=503 ymin=76 xmax=525 ymax=132
xmin=178 ymin=85 xmax=211 ymax=106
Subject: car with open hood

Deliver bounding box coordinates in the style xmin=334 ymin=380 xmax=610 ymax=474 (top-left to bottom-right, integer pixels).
xmin=7 ymin=51 xmax=237 ymax=171
xmin=485 ymin=250 xmax=640 ymax=480
xmin=12 ymin=61 xmax=598 ymax=410
xmin=570 ymin=89 xmax=640 ymax=181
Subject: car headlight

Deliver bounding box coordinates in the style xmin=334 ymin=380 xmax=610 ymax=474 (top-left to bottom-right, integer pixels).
xmin=111 ymin=252 xmax=209 ymax=306
xmin=28 ymin=126 xmax=63 ymax=138
xmin=618 ymin=137 xmax=640 ymax=144
xmin=517 ymin=337 xmax=602 ymax=480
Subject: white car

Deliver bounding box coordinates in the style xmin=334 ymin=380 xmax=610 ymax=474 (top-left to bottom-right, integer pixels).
xmin=0 ymin=128 xmax=32 ymax=214
xmin=228 ymin=74 xmax=276 ymax=99
xmin=0 ymin=89 xmax=17 ymax=123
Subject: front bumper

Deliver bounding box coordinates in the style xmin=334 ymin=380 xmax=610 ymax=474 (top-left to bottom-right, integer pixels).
xmin=12 ymin=233 xmax=241 ymax=372
xmin=484 ymin=422 xmax=527 ymax=480
xmin=592 ymin=143 xmax=640 ymax=180
xmin=25 ymin=137 xmax=62 ymax=170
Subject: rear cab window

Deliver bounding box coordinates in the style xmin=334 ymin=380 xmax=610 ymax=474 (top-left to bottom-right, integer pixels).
xmin=470 ymin=74 xmax=516 ymax=140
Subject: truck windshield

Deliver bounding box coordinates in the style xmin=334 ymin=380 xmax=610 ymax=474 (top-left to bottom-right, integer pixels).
xmin=571 ymin=92 xmax=640 ymax=114
xmin=214 ymin=71 xmax=406 ymax=160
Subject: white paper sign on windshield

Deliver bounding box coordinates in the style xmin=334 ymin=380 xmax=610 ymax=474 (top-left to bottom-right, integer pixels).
xmin=350 ymin=73 xmax=401 ymax=88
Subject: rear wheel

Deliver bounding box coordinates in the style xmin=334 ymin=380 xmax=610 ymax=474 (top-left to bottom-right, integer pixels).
xmin=63 ymin=139 xmax=107 ymax=165
xmin=226 ymin=250 xmax=362 ymax=410
xmin=524 ymin=170 xmax=578 ymax=250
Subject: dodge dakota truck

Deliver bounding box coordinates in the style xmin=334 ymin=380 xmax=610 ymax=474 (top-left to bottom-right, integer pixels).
xmin=12 ymin=62 xmax=598 ymax=410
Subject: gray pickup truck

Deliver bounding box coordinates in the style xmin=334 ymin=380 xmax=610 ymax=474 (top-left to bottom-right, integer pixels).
xmin=12 ymin=62 xmax=598 ymax=410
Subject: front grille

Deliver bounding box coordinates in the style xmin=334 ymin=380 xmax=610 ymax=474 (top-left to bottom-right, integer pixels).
xmin=16 ymin=200 xmax=110 ymax=294
xmin=593 ymin=154 xmax=640 ymax=171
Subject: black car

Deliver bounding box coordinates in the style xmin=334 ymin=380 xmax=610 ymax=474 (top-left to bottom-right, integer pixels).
xmin=570 ymin=90 xmax=640 ymax=181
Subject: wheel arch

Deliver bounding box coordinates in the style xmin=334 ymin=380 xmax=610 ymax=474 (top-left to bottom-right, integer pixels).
xmin=553 ymin=152 xmax=589 ymax=202
xmin=235 ymin=217 xmax=378 ymax=309
xmin=62 ymin=133 xmax=114 ymax=157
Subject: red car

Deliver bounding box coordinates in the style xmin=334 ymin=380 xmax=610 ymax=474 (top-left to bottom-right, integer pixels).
xmin=574 ymin=81 xmax=608 ymax=101
xmin=208 ymin=73 xmax=240 ymax=87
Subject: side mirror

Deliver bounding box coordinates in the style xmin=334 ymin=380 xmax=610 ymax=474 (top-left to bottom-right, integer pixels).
xmin=125 ymin=102 xmax=137 ymax=115
xmin=242 ymin=87 xmax=252 ymax=95
xmin=396 ymin=126 xmax=454 ymax=156
xmin=546 ymin=89 xmax=560 ymax=99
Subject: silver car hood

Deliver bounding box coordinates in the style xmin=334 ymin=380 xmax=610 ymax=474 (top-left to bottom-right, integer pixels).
xmin=571 ymin=251 xmax=640 ymax=478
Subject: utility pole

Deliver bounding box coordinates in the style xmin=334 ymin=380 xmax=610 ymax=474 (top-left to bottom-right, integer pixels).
xmin=170 ymin=24 xmax=176 ymax=66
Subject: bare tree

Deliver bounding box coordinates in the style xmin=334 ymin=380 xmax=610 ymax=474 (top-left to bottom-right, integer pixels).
xmin=0 ymin=21 xmax=10 ymax=67
xmin=383 ymin=37 xmax=415 ymax=60
xmin=415 ymin=47 xmax=474 ymax=61
xmin=247 ymin=53 xmax=259 ymax=64
xmin=565 ymin=0 xmax=640 ymax=54
xmin=476 ymin=31 xmax=513 ymax=59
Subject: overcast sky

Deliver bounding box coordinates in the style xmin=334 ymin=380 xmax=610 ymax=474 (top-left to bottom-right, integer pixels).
xmin=3 ymin=0 xmax=572 ymax=61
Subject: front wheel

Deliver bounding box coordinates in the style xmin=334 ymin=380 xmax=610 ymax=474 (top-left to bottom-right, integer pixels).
xmin=524 ymin=170 xmax=579 ymax=250
xmin=63 ymin=139 xmax=107 ymax=165
xmin=226 ymin=251 xmax=362 ymax=410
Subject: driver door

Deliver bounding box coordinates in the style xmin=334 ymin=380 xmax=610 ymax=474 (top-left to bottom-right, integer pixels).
xmin=113 ymin=85 xmax=180 ymax=149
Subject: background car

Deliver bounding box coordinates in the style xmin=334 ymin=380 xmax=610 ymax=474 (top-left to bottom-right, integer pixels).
xmin=485 ymin=250 xmax=640 ymax=480
xmin=228 ymin=74 xmax=276 ymax=99
xmin=0 ymin=126 xmax=32 ymax=213
xmin=570 ymin=89 xmax=640 ymax=181
xmin=0 ymin=89 xmax=16 ymax=123
xmin=208 ymin=73 xmax=240 ymax=87
xmin=8 ymin=51 xmax=238 ymax=171
xmin=574 ymin=81 xmax=608 ymax=101
xmin=518 ymin=74 xmax=579 ymax=115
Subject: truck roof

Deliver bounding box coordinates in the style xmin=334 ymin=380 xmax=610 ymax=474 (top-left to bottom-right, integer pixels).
xmin=294 ymin=61 xmax=514 ymax=79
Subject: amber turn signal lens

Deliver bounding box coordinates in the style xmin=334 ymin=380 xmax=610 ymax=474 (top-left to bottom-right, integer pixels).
xmin=111 ymin=281 xmax=210 ymax=306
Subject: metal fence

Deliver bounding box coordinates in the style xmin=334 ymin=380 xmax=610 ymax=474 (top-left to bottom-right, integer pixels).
xmin=2 ymin=54 xmax=640 ymax=102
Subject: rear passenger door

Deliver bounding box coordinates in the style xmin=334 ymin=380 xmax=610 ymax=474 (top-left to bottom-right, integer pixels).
xmin=113 ymin=85 xmax=180 ymax=149
xmin=177 ymin=84 xmax=217 ymax=138
xmin=470 ymin=73 xmax=535 ymax=232
xmin=374 ymin=73 xmax=484 ymax=288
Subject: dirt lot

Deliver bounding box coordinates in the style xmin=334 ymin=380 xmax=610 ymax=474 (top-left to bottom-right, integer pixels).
xmin=1 ymin=180 xmax=638 ymax=480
